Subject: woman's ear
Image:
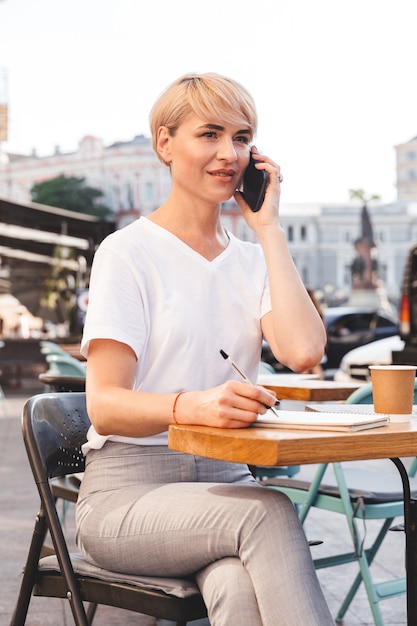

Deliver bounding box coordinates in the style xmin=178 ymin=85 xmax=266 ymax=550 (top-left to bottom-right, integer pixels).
xmin=156 ymin=126 xmax=172 ymax=165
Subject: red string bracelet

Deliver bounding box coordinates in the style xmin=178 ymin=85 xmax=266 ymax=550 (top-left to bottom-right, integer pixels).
xmin=172 ymin=391 xmax=186 ymax=424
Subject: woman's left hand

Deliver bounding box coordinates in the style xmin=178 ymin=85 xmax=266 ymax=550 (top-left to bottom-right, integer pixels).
xmin=233 ymin=148 xmax=283 ymax=231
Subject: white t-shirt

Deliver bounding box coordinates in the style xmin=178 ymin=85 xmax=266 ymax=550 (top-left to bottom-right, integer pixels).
xmin=81 ymin=217 xmax=271 ymax=450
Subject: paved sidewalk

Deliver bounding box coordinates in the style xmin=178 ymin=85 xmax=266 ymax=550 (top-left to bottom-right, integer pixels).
xmin=0 ymin=384 xmax=408 ymax=625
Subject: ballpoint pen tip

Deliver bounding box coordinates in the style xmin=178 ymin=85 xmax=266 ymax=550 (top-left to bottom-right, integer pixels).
xmin=220 ymin=349 xmax=229 ymax=360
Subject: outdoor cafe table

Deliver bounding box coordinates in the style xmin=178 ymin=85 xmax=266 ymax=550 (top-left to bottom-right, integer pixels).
xmin=257 ymin=373 xmax=362 ymax=402
xmin=169 ymin=418 xmax=417 ymax=625
xmin=38 ymin=373 xmax=86 ymax=392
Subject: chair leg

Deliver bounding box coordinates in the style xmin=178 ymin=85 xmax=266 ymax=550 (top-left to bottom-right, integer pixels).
xmin=298 ymin=463 xmax=329 ymax=523
xmin=86 ymin=601 xmax=98 ymax=624
xmin=338 ymin=547 xmax=385 ymax=626
xmin=0 ymin=384 xmax=9 ymax=417
xmin=331 ymin=464 xmax=387 ymax=626
xmin=10 ymin=507 xmax=49 ymax=626
xmin=335 ymin=517 xmax=395 ymax=622
xmin=409 ymin=456 xmax=417 ymax=477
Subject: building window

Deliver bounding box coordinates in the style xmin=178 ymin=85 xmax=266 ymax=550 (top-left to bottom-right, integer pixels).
xmin=301 ymin=266 xmax=308 ymax=284
xmin=322 ymin=226 xmax=338 ymax=243
xmin=143 ymin=182 xmax=154 ymax=203
xmin=344 ymin=264 xmax=351 ymax=286
xmin=288 ymin=225 xmax=294 ymax=241
xmin=379 ymin=263 xmax=387 ymax=283
xmin=300 ymin=225 xmax=307 ymax=241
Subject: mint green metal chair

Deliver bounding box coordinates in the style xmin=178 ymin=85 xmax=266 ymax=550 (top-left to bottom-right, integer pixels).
xmin=44 ymin=353 xmax=87 ymax=377
xmin=343 ymin=378 xmax=417 ymax=406
xmin=344 ymin=382 xmax=374 ymax=404
xmin=40 ymin=340 xmax=70 ymax=356
xmin=262 ymin=382 xmax=417 ymax=626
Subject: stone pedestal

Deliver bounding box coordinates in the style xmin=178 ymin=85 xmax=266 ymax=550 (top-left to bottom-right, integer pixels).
xmin=347 ymin=282 xmax=395 ymax=316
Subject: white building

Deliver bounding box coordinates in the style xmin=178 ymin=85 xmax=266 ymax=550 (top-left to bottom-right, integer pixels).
xmin=0 ymin=135 xmax=171 ymax=228
xmin=1 ymin=134 xmax=417 ymax=309
xmin=396 ymin=135 xmax=417 ymax=203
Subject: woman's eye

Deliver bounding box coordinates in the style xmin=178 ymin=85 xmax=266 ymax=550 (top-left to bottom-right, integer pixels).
xmin=202 ymin=131 xmax=217 ymax=139
xmin=235 ymin=135 xmax=250 ymax=144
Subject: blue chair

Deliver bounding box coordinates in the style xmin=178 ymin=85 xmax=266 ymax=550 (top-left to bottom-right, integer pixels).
xmin=40 ymin=340 xmax=70 ymax=356
xmin=345 ymin=378 xmax=417 ymax=406
xmin=344 ymin=382 xmax=374 ymax=404
xmin=258 ymin=361 xmax=276 ymax=375
xmin=261 ymin=382 xmax=417 ymax=626
xmin=44 ymin=353 xmax=87 ymax=377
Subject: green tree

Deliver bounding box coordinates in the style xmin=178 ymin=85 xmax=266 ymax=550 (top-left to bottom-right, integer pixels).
xmin=31 ymin=175 xmax=112 ymax=219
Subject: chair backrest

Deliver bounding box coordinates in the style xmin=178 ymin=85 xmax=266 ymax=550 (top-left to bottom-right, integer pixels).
xmin=258 ymin=361 xmax=276 ymax=375
xmin=23 ymin=392 xmax=88 ymax=482
xmin=40 ymin=341 xmax=69 ymax=356
xmin=45 ymin=354 xmax=87 ymax=377
xmin=345 ymin=383 xmax=374 ymax=404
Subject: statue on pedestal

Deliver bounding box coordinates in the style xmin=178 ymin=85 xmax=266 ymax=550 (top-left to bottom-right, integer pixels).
xmin=349 ymin=189 xmax=380 ymax=290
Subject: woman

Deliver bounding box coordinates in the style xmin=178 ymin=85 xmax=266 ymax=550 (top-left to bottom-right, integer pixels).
xmin=76 ymin=73 xmax=331 ymax=625
xmin=301 ymin=288 xmax=327 ymax=379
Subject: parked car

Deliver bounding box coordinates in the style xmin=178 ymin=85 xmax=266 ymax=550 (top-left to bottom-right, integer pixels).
xmin=261 ymin=306 xmax=399 ymax=377
xmin=334 ymin=335 xmax=404 ymax=383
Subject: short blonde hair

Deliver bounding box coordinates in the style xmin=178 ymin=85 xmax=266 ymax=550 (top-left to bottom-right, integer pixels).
xmin=149 ymin=73 xmax=258 ymax=163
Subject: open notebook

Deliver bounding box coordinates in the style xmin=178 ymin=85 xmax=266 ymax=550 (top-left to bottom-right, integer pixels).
xmin=255 ymin=410 xmax=389 ymax=432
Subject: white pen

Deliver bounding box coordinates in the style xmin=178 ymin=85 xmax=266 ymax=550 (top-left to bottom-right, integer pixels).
xmin=220 ymin=349 xmax=280 ymax=417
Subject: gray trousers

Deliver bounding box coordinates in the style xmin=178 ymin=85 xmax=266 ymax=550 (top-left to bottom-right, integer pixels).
xmin=76 ymin=443 xmax=333 ymax=626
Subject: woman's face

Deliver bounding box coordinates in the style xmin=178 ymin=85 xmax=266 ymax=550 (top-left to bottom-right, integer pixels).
xmin=158 ymin=114 xmax=252 ymax=204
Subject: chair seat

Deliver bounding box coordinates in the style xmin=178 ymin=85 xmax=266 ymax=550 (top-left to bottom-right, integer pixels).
xmin=262 ymin=467 xmax=417 ymax=504
xmin=35 ymin=554 xmax=206 ymax=622
xmin=38 ymin=553 xmax=201 ymax=598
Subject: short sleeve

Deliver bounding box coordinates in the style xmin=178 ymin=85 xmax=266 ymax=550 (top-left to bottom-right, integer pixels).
xmin=81 ymin=244 xmax=147 ymax=360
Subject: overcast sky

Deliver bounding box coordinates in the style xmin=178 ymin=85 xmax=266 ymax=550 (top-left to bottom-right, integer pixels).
xmin=1 ymin=0 xmax=417 ymax=205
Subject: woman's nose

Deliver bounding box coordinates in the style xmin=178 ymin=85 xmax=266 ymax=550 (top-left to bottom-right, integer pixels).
xmin=217 ymin=138 xmax=238 ymax=161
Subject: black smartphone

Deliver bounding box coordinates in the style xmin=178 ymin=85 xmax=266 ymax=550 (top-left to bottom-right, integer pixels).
xmin=240 ymin=154 xmax=269 ymax=212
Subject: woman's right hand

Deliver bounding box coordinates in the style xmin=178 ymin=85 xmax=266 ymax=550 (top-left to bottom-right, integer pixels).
xmin=86 ymin=340 xmax=278 ymax=435
xmin=174 ymin=380 xmax=278 ymax=429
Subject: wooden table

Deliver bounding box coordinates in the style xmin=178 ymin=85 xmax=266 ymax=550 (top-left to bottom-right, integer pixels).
xmin=306 ymin=402 xmax=417 ymax=415
xmin=257 ymin=374 xmax=362 ymax=402
xmin=38 ymin=373 xmax=86 ymax=392
xmin=169 ymin=419 xmax=417 ymax=625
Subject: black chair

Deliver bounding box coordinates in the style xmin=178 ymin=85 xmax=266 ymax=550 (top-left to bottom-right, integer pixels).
xmin=11 ymin=392 xmax=207 ymax=626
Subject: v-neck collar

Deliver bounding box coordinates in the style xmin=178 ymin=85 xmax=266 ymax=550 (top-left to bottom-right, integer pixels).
xmin=142 ymin=217 xmax=232 ymax=266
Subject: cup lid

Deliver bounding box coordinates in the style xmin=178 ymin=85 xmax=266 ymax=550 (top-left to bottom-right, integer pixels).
xmin=369 ymin=365 xmax=417 ymax=370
